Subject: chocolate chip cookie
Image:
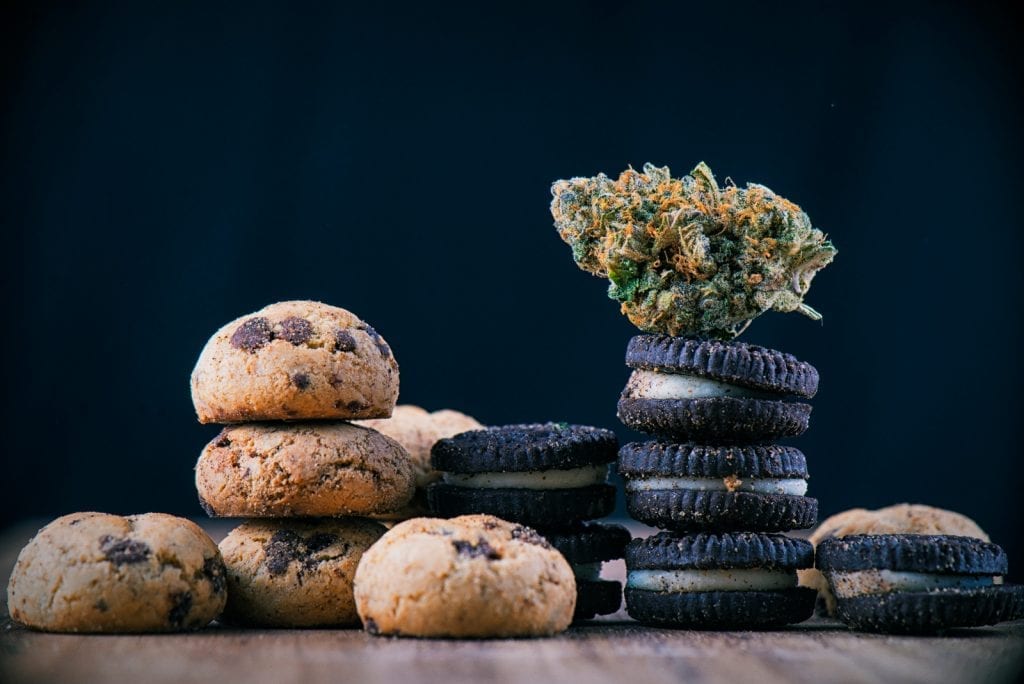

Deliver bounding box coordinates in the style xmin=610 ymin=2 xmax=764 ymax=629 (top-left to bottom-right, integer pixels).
xmin=353 ymin=514 xmax=576 ymax=637
xmin=191 ymin=300 xmax=399 ymax=423
xmin=7 ymin=512 xmax=226 ymax=632
xmin=195 ymin=422 xmax=416 ymax=518
xmin=219 ymin=518 xmax=386 ymax=627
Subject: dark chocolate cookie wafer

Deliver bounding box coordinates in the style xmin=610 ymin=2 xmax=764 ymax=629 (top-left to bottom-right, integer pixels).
xmin=617 ymin=396 xmax=811 ymax=444
xmin=427 ymin=423 xmax=618 ymax=528
xmin=618 ymin=336 xmax=817 ymax=443
xmin=618 ymin=443 xmax=817 ymax=532
xmin=541 ymin=523 xmax=632 ymax=621
xmin=816 ymin=534 xmax=1021 ymax=633
xmin=625 ymin=335 xmax=820 ymax=398
xmin=625 ymin=531 xmax=815 ymax=629
xmin=432 ymin=423 xmax=618 ymax=473
xmin=425 ymin=485 xmax=616 ymax=528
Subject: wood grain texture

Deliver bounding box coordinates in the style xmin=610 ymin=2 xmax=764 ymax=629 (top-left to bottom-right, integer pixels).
xmin=2 ymin=521 xmax=1022 ymax=684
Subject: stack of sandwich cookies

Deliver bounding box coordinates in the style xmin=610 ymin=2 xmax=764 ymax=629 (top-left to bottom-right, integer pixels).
xmin=816 ymin=534 xmax=1023 ymax=633
xmin=616 ymin=336 xmax=821 ymax=628
xmin=190 ymin=301 xmax=415 ymax=628
xmin=427 ymin=423 xmax=630 ymax=621
xmin=625 ymin=532 xmax=816 ymax=629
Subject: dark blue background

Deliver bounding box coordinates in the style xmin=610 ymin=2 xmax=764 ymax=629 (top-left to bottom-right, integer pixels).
xmin=2 ymin=2 xmax=1021 ymax=571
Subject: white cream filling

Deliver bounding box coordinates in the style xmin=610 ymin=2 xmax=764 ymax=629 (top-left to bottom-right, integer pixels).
xmin=572 ymin=562 xmax=603 ymax=581
xmin=442 ymin=464 xmax=609 ymax=489
xmin=625 ymin=476 xmax=808 ymax=496
xmin=829 ymin=570 xmax=1002 ymax=598
xmin=625 ymin=369 xmax=775 ymax=400
xmin=628 ymin=569 xmax=797 ymax=592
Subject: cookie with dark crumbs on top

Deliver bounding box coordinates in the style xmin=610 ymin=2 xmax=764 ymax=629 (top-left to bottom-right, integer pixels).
xmin=816 ymin=534 xmax=1023 ymax=633
xmin=618 ymin=442 xmax=817 ymax=532
xmin=624 ymin=531 xmax=816 ymax=629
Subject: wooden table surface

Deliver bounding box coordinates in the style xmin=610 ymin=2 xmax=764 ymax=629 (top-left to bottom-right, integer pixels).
xmin=1 ymin=520 xmax=1021 ymax=684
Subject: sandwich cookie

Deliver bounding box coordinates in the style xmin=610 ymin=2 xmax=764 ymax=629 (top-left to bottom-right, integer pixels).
xmin=541 ymin=523 xmax=632 ymax=621
xmin=7 ymin=513 xmax=227 ymax=633
xmin=354 ymin=515 xmax=575 ymax=637
xmin=191 ymin=300 xmax=399 ymax=423
xmin=427 ymin=423 xmax=618 ymax=528
xmin=219 ymin=518 xmax=386 ymax=627
xmin=196 ymin=422 xmax=415 ymax=518
xmin=816 ymin=534 xmax=1023 ymax=633
xmin=625 ymin=532 xmax=816 ymax=629
xmin=800 ymin=504 xmax=991 ymax=617
xmin=617 ymin=336 xmax=817 ymax=443
xmin=618 ymin=443 xmax=817 ymax=532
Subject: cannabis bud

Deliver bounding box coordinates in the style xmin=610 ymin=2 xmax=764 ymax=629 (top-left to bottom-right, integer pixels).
xmin=550 ymin=162 xmax=837 ymax=339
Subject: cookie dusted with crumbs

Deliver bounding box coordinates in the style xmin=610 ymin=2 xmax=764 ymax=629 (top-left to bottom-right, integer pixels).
xmin=191 ymin=300 xmax=399 ymax=423
xmin=195 ymin=422 xmax=415 ymax=517
xmin=816 ymin=534 xmax=1022 ymax=633
xmin=799 ymin=504 xmax=992 ymax=616
xmin=219 ymin=519 xmax=386 ymax=627
xmin=6 ymin=512 xmax=226 ymax=633
xmin=353 ymin=514 xmax=576 ymax=637
xmin=617 ymin=336 xmax=817 ymax=443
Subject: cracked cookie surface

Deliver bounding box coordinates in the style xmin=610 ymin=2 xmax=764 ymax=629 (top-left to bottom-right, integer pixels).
xmin=219 ymin=518 xmax=385 ymax=627
xmin=191 ymin=300 xmax=399 ymax=423
xmin=195 ymin=422 xmax=416 ymax=517
xmin=6 ymin=512 xmax=226 ymax=633
xmin=353 ymin=514 xmax=575 ymax=637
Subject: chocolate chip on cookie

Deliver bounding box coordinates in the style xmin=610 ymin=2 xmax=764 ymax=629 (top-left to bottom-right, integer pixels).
xmin=195 ymin=422 xmax=416 ymax=518
xmin=6 ymin=513 xmax=227 ymax=633
xmin=219 ymin=519 xmax=385 ymax=628
xmin=191 ymin=300 xmax=399 ymax=423
xmin=354 ymin=515 xmax=575 ymax=637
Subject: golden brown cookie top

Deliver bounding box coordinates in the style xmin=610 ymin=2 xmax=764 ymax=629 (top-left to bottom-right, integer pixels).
xmin=196 ymin=422 xmax=416 ymax=517
xmin=353 ymin=514 xmax=575 ymax=637
xmin=191 ymin=300 xmax=399 ymax=423
xmin=429 ymin=409 xmax=484 ymax=437
xmin=358 ymin=405 xmax=483 ymax=488
xmin=810 ymin=503 xmax=989 ymax=545
xmin=7 ymin=512 xmax=226 ymax=632
xmin=218 ymin=518 xmax=386 ymax=627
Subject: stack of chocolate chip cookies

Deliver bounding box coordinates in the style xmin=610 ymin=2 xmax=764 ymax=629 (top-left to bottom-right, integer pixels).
xmin=426 ymin=423 xmax=631 ymax=621
xmin=615 ymin=335 xmax=821 ymax=628
xmin=190 ymin=300 xmax=417 ymax=627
